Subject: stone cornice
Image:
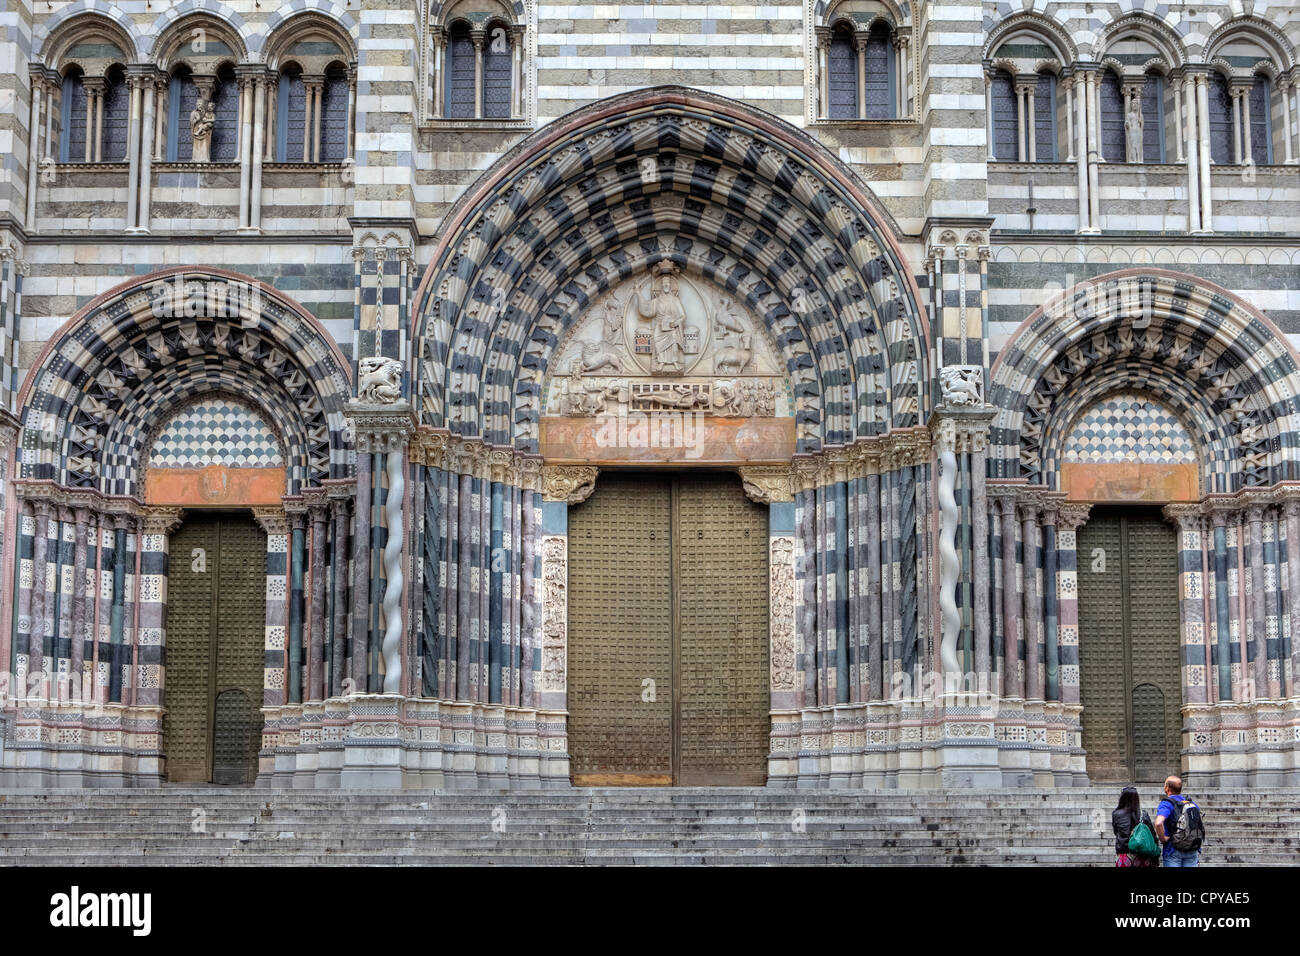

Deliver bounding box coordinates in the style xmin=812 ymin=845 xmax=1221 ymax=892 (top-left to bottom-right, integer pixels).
xmin=13 ymin=480 xmax=141 ymax=518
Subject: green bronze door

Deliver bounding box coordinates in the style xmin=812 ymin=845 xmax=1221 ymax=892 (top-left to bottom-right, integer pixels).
xmin=1076 ymin=507 xmax=1183 ymax=783
xmin=567 ymin=472 xmax=769 ymax=785
xmin=163 ymin=513 xmax=265 ymax=784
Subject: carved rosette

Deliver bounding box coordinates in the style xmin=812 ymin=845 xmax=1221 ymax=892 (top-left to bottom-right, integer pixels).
xmin=540 ymin=535 xmax=568 ymax=693
xmin=769 ymin=536 xmax=797 ymax=692
xmin=542 ymin=465 xmax=599 ymax=504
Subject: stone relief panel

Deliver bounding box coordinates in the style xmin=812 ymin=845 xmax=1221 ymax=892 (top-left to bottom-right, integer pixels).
xmin=770 ymin=536 xmax=797 ymax=694
xmin=545 ymin=262 xmax=791 ymax=419
xmin=540 ymin=535 xmax=568 ymax=695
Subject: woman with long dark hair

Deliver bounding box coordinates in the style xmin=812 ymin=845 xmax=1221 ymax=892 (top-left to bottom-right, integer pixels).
xmin=1112 ymin=786 xmax=1158 ymax=867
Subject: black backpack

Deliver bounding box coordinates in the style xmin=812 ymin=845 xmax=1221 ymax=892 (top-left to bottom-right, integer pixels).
xmin=1168 ymin=798 xmax=1205 ymax=852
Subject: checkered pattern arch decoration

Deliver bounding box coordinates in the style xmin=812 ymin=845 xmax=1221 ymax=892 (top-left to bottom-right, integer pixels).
xmin=17 ymin=268 xmax=353 ymax=496
xmin=411 ymin=87 xmax=928 ymax=453
xmin=989 ymin=269 xmax=1300 ymax=494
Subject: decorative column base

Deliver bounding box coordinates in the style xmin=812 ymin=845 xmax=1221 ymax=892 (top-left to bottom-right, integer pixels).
xmin=257 ymin=694 xmax=571 ymax=789
xmin=1183 ymin=699 xmax=1300 ymax=787
xmin=767 ymin=697 xmax=1084 ymax=789
xmin=0 ymin=700 xmax=164 ymax=788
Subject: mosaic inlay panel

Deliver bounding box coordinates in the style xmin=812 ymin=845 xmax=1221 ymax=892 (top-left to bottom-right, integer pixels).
xmin=1062 ymin=393 xmax=1196 ymax=465
xmin=148 ymin=400 xmax=284 ymax=469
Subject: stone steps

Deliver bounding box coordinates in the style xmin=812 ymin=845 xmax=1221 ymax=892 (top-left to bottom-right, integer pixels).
xmin=2 ymin=788 xmax=1295 ymax=865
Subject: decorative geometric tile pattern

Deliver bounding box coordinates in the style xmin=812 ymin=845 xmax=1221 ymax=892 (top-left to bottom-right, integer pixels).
xmin=148 ymin=399 xmax=284 ymax=469
xmin=1062 ymin=393 xmax=1197 ymax=465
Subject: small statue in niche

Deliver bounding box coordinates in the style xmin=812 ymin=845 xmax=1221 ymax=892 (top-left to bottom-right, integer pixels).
xmin=1124 ymin=94 xmax=1144 ymax=164
xmin=190 ymin=94 xmax=216 ymax=163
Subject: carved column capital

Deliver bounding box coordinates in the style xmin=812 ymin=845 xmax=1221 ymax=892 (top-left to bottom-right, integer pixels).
xmin=542 ymin=465 xmax=598 ymax=504
xmin=140 ymin=506 xmax=184 ymax=536
xmin=739 ymin=466 xmax=793 ymax=504
xmin=253 ymin=506 xmax=288 ymax=536
xmin=345 ymin=402 xmax=416 ymax=454
xmin=1163 ymin=502 xmax=1205 ymax=531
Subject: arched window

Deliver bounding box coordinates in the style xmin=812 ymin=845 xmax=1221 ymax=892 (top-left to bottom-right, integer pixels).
xmin=1099 ymin=71 xmax=1125 ymax=162
xmin=320 ymin=65 xmax=350 ymax=162
xmin=863 ymin=23 xmax=893 ymax=119
xmin=166 ymin=67 xmax=198 ymax=162
xmin=1208 ymin=72 xmax=1234 ymax=164
xmin=1249 ymin=75 xmax=1272 ymax=165
xmin=482 ymin=23 xmax=513 ymax=119
xmin=1034 ymin=71 xmax=1057 ymax=162
xmin=1141 ymin=73 xmax=1165 ymax=163
xmin=990 ymin=69 xmax=1017 ymax=160
xmin=826 ymin=26 xmax=858 ymax=119
xmin=210 ymin=65 xmax=239 ymax=163
xmin=101 ymin=66 xmax=129 ymax=162
xmin=60 ymin=68 xmax=87 ymax=163
xmin=276 ymin=65 xmax=306 ymax=162
xmin=446 ymin=22 xmax=475 ymax=119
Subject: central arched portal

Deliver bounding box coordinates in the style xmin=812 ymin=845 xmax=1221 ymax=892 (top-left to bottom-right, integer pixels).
xmin=409 ymin=86 xmax=930 ymax=790
xmin=567 ymin=471 xmax=769 ymax=785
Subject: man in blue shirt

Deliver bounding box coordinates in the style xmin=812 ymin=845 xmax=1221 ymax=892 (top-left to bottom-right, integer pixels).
xmin=1154 ymin=775 xmax=1199 ymax=867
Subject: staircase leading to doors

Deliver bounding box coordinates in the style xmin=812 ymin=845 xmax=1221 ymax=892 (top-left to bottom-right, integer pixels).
xmin=1 ymin=787 xmax=1296 ymax=865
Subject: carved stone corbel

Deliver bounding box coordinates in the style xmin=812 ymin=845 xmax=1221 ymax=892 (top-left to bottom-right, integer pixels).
xmin=542 ymin=465 xmax=599 ymax=504
xmin=253 ymin=506 xmax=289 ymax=536
xmin=738 ymin=466 xmax=793 ymax=504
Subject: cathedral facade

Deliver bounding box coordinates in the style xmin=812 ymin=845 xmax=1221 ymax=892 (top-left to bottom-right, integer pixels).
xmin=1 ymin=0 xmax=1298 ymax=790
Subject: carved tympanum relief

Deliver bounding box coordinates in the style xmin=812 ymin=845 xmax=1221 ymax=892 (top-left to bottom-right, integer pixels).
xmin=546 ymin=262 xmax=790 ymax=419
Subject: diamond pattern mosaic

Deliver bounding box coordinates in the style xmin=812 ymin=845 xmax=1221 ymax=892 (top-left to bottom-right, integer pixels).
xmin=1062 ymin=393 xmax=1196 ymax=465
xmin=148 ymin=400 xmax=283 ymax=469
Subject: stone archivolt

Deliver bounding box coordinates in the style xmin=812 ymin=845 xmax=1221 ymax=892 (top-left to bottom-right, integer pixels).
xmin=413 ymin=88 xmax=928 ymax=454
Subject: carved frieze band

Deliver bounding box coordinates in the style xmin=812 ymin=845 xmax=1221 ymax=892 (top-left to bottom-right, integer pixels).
xmin=409 ymin=428 xmax=545 ymax=490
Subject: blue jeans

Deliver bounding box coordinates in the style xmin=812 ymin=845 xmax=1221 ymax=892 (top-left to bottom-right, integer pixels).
xmin=1163 ymin=847 xmax=1200 ymax=867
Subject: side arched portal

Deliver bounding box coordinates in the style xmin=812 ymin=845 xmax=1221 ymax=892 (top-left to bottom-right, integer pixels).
xmin=989 ymin=269 xmax=1300 ymax=787
xmin=2 ymin=268 xmax=354 ymax=787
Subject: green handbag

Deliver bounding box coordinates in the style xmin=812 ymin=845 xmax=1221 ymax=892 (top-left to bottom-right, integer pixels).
xmin=1128 ymin=821 xmax=1160 ymax=859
